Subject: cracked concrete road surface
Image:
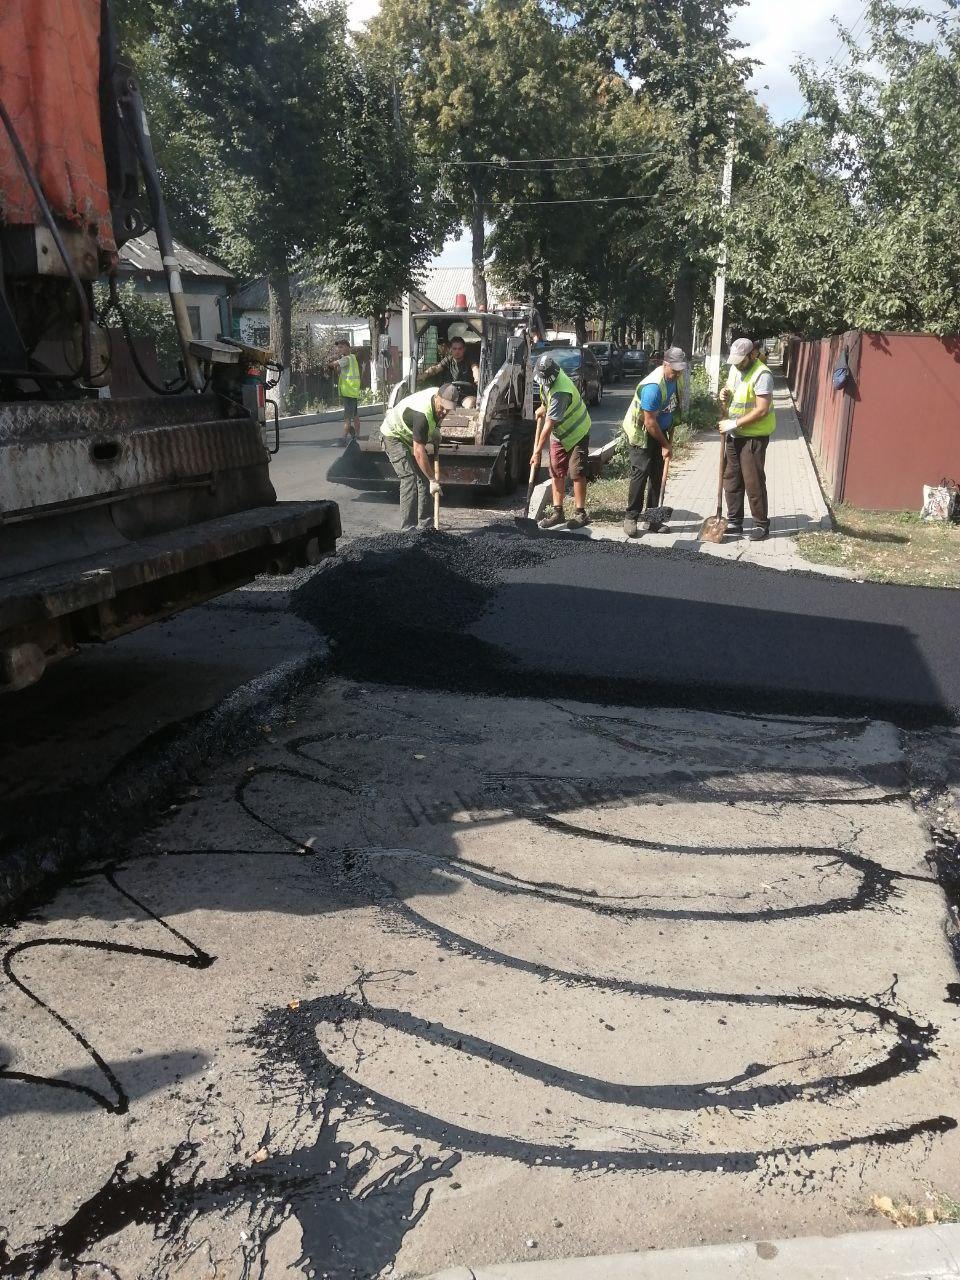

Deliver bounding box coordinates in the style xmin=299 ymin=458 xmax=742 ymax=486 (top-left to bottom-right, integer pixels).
xmin=2 ymin=676 xmax=960 ymax=1278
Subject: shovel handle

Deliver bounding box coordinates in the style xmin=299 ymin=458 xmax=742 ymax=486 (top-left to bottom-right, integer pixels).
xmin=658 ymin=455 xmax=671 ymax=506
xmin=716 ymin=435 xmax=726 ymax=518
xmin=434 ymin=454 xmax=441 ymax=530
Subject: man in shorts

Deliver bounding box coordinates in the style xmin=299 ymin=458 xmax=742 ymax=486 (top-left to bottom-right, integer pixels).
xmin=531 ymin=354 xmax=592 ymax=530
xmin=331 ymin=337 xmax=361 ymax=446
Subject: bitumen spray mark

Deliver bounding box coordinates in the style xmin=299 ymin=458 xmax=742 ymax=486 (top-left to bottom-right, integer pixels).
xmin=0 ymin=864 xmax=213 ymax=1114
xmin=291 ymin=526 xmax=956 ymax=727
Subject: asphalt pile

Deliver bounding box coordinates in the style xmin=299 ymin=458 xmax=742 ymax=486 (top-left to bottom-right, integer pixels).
xmin=293 ymin=524 xmax=697 ymax=705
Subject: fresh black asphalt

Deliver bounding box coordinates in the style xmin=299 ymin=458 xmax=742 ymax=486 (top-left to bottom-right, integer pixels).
xmin=296 ymin=526 xmax=960 ymax=726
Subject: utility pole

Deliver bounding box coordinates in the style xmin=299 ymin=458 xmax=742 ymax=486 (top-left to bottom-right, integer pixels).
xmin=707 ymin=119 xmax=736 ymax=395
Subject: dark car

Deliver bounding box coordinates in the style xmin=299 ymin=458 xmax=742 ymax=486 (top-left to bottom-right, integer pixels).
xmin=621 ymin=347 xmax=648 ymax=379
xmin=587 ymin=340 xmax=623 ymax=383
xmin=547 ymin=345 xmax=603 ymax=407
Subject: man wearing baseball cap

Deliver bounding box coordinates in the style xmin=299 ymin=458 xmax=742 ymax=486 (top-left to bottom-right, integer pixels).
xmin=380 ymin=383 xmax=458 ymax=531
xmin=620 ymin=346 xmax=687 ymax=537
xmin=718 ymin=336 xmax=776 ymax=541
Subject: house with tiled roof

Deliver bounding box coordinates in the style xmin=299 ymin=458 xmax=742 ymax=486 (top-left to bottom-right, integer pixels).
xmin=231 ymin=272 xmax=439 ymax=353
xmin=115 ymin=231 xmax=233 ymax=345
xmin=414 ymin=265 xmax=507 ymax=311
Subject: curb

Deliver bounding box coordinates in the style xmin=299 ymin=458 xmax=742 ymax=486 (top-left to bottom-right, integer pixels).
xmin=0 ymin=643 xmax=328 ymax=914
xmin=276 ymin=403 xmax=385 ymax=431
xmin=529 ymin=439 xmax=619 ymax=521
xmin=425 ymin=1224 xmax=960 ymax=1279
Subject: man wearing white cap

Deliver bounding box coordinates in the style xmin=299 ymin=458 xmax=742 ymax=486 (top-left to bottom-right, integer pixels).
xmin=620 ymin=345 xmax=687 ymax=538
xmin=381 ymin=383 xmax=458 ymax=531
xmin=719 ymin=337 xmax=775 ymax=541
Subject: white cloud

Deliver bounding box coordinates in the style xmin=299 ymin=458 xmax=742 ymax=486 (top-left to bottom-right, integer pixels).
xmin=733 ymin=0 xmax=848 ymax=122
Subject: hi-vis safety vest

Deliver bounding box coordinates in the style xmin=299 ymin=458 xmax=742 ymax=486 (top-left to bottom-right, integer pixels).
xmin=338 ymin=352 xmax=361 ymax=398
xmin=729 ymin=359 xmax=776 ymax=437
xmin=546 ymin=368 xmax=591 ymax=450
xmin=621 ymin=367 xmax=679 ymax=447
xmin=380 ymin=388 xmax=440 ymax=449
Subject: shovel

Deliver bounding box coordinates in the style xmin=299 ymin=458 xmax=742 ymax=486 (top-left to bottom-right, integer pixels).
xmin=641 ymin=456 xmax=672 ymax=531
xmin=433 ymin=450 xmax=441 ymax=530
xmin=698 ymin=435 xmax=729 ymax=543
xmin=514 ymin=442 xmax=543 ymax=532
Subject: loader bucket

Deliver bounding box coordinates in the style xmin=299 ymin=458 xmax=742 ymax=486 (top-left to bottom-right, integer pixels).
xmin=328 ymin=439 xmax=510 ymax=497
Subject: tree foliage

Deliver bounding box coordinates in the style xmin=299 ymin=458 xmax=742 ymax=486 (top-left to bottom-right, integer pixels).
xmin=319 ymin=48 xmax=454 ymax=370
xmin=730 ymin=0 xmax=960 ymax=335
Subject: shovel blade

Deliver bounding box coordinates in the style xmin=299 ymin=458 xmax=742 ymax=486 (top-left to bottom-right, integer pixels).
xmin=698 ymin=515 xmax=728 ymax=543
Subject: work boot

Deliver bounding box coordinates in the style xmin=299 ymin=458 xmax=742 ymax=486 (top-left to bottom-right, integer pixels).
xmin=538 ymin=505 xmax=566 ymax=530
xmin=622 ymin=514 xmax=639 ymax=538
xmin=725 ymin=520 xmax=743 ymax=539
xmin=748 ymin=522 xmax=770 ymax=542
xmin=568 ymin=508 xmax=590 ymax=529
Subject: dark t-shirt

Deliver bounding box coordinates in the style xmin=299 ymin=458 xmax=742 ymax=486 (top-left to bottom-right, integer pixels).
xmin=402 ymin=408 xmax=431 ymax=445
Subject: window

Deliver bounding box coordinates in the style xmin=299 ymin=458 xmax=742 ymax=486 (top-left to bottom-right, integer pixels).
xmin=186 ymin=305 xmax=202 ymax=339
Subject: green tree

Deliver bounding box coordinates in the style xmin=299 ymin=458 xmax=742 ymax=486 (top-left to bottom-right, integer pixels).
xmin=368 ymin=0 xmax=589 ymax=310
xmin=730 ymin=0 xmax=960 ymax=336
xmin=561 ymin=0 xmax=755 ymax=352
xmin=320 ymin=51 xmax=454 ymax=392
xmin=116 ymin=0 xmax=351 ymax=404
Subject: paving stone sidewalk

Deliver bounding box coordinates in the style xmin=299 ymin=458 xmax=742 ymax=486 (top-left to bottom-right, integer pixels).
xmin=544 ymin=371 xmax=848 ymax=576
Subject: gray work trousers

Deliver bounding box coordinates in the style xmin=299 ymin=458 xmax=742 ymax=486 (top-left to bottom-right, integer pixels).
xmin=384 ymin=437 xmax=432 ymax=531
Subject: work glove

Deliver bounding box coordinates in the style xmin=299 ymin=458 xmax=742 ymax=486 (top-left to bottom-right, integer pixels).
xmin=430 ymin=480 xmax=443 ymax=497
xmin=718 ymin=418 xmax=738 ymax=434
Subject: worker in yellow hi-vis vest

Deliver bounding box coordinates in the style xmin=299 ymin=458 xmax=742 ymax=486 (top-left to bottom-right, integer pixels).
xmin=718 ymin=336 xmax=776 ymax=541
xmin=331 ymin=337 xmax=362 ymax=446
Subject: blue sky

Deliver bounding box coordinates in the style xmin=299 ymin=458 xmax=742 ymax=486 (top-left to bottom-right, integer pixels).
xmin=346 ymin=0 xmax=858 ymax=266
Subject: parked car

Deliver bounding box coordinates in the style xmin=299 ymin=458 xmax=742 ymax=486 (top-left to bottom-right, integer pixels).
xmin=587 ymin=340 xmax=623 ymax=383
xmin=530 ymin=345 xmax=603 ymax=408
xmin=621 ymin=347 xmax=648 ymax=379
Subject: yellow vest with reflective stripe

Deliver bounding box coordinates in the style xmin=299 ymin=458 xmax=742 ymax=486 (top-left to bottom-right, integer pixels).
xmin=381 ymin=388 xmax=440 ymax=449
xmin=548 ymin=368 xmax=591 ymax=450
xmin=621 ymin=368 xmax=678 ymax=447
xmin=730 ymin=359 xmax=776 ymax=437
xmin=339 ymin=353 xmax=361 ymax=398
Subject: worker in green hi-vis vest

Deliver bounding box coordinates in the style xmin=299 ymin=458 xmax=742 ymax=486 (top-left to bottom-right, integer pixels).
xmin=718 ymin=336 xmax=776 ymax=542
xmin=531 ymin=354 xmax=593 ymax=530
xmin=331 ymin=336 xmax=362 ymax=446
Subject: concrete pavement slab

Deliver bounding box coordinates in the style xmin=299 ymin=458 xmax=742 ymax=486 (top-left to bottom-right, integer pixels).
xmin=426 ymin=1224 xmax=960 ymax=1278
xmin=1 ymin=680 xmax=958 ymax=1278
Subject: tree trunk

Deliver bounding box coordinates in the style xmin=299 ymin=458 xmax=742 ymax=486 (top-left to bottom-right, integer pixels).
xmin=671 ymin=263 xmax=696 ymax=356
xmin=469 ymin=174 xmax=488 ymax=311
xmin=574 ymin=313 xmax=588 ymax=346
xmin=268 ymin=264 xmax=292 ymax=409
xmin=369 ymin=314 xmax=380 ymax=396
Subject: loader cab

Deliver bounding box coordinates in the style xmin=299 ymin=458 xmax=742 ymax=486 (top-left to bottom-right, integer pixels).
xmin=413 ymin=312 xmax=510 ymax=404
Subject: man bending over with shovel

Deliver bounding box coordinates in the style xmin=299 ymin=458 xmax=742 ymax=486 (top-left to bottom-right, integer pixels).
xmin=380 ymin=383 xmax=458 ymax=532
xmin=621 ymin=346 xmax=687 ymax=538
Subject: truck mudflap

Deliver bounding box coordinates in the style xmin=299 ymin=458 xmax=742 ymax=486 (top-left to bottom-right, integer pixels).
xmin=0 ymin=500 xmax=340 ymax=692
xmin=328 ymin=438 xmax=512 ymax=495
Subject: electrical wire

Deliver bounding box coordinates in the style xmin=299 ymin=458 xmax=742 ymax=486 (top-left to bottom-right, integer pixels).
xmin=497 ymin=193 xmax=661 ymax=206
xmin=440 ymin=148 xmax=663 ymax=168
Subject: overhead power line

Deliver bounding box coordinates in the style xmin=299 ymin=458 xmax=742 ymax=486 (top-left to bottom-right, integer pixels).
xmin=441 ymin=148 xmax=662 ymax=168
xmin=497 ymin=193 xmax=661 ymax=206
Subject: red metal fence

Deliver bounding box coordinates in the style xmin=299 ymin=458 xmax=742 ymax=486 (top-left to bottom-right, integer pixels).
xmin=785 ymin=331 xmax=960 ymax=510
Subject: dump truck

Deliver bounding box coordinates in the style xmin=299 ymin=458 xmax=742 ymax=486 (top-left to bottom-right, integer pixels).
xmin=0 ymin=0 xmax=340 ymax=693
xmin=328 ymin=302 xmax=543 ymax=496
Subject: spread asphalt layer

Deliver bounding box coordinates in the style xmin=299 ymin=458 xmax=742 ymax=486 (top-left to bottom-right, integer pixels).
xmin=293 ymin=526 xmax=960 ymax=726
